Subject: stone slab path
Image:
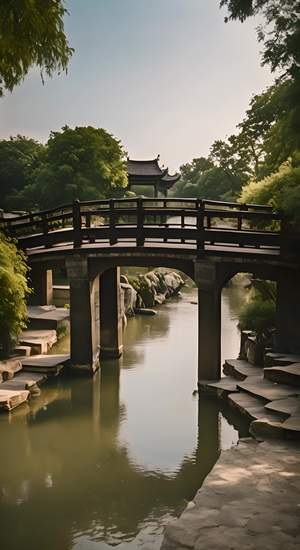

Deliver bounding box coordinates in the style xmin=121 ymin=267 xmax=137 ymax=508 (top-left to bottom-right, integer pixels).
xmin=21 ymin=353 xmax=70 ymax=374
xmin=0 ymin=389 xmax=29 ymax=411
xmin=19 ymin=329 xmax=57 ymax=354
xmin=237 ymin=375 xmax=300 ymax=401
xmin=161 ymin=439 xmax=300 ymax=550
xmin=28 ymin=305 xmax=69 ymax=330
xmin=223 ymin=359 xmax=262 ymax=380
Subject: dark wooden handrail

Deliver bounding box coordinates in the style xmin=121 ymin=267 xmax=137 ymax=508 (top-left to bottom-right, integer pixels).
xmin=1 ymin=197 xmax=294 ymax=258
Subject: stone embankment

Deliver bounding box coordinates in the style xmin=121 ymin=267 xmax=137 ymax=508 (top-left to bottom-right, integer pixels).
xmin=161 ymin=438 xmax=300 ymax=550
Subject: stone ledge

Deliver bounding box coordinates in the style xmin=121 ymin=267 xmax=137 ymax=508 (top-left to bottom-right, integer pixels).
xmin=161 ymin=439 xmax=300 ymax=549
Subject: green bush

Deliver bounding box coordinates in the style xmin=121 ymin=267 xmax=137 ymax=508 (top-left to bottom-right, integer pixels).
xmin=239 ymin=300 xmax=276 ymax=334
xmin=239 ymin=158 xmax=300 ymax=228
xmin=0 ymin=233 xmax=31 ymax=356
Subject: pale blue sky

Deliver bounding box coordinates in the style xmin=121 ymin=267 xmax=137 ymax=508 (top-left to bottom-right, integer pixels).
xmin=0 ymin=0 xmax=274 ymax=171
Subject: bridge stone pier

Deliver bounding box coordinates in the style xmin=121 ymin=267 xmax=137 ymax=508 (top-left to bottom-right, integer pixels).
xmin=66 ymin=256 xmax=100 ymax=373
xmin=3 ymin=197 xmax=300 ymax=380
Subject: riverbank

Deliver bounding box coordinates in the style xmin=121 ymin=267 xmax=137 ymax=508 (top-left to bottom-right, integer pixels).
xmin=161 ymin=438 xmax=300 ymax=549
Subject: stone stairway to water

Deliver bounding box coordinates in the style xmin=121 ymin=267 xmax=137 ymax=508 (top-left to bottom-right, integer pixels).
xmin=199 ymin=354 xmax=300 ymax=440
xmin=0 ymin=305 xmax=70 ymax=412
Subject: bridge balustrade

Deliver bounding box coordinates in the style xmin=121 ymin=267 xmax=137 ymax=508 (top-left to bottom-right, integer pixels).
xmin=1 ymin=197 xmax=289 ymax=256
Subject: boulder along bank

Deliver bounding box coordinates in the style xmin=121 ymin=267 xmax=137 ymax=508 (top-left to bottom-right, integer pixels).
xmin=120 ymin=269 xmax=185 ymax=319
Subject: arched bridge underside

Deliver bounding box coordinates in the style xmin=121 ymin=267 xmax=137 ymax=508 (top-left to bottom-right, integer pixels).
xmin=3 ymin=198 xmax=300 ymax=380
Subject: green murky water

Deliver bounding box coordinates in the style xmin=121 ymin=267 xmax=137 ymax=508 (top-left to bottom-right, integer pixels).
xmin=0 ymin=287 xmax=248 ymax=550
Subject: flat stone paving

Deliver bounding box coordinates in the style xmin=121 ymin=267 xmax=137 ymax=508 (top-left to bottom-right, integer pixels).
xmin=21 ymin=353 xmax=70 ymax=374
xmin=161 ymin=439 xmax=300 ymax=550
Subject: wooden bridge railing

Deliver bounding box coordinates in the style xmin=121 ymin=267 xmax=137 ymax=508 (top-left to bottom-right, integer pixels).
xmin=1 ymin=197 xmax=295 ymax=257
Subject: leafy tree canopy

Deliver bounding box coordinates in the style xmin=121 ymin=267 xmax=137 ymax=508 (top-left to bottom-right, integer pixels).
xmin=239 ymin=157 xmax=300 ymax=228
xmin=220 ymin=0 xmax=300 ymax=77
xmin=9 ymin=126 xmax=128 ymax=209
xmin=0 ymin=136 xmax=45 ymax=209
xmin=0 ymin=233 xmax=30 ymax=356
xmin=0 ymin=0 xmax=73 ymax=96
xmin=180 ymin=157 xmax=214 ymax=185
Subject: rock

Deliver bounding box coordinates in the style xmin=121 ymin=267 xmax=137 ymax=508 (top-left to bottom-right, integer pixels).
xmin=0 ymin=358 xmax=22 ymax=382
xmin=135 ymin=308 xmax=157 ymax=316
xmin=120 ymin=274 xmax=129 ymax=284
xmin=121 ymin=282 xmax=137 ymax=316
xmin=123 ymin=269 xmax=185 ymax=313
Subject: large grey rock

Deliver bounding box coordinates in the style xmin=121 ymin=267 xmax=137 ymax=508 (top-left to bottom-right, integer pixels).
xmin=121 ymin=282 xmax=137 ymax=316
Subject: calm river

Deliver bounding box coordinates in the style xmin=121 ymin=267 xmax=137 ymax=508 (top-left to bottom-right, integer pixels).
xmin=0 ymin=286 xmax=248 ymax=550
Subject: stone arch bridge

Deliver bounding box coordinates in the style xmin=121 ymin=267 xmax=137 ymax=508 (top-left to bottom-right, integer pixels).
xmin=2 ymin=197 xmax=300 ymax=381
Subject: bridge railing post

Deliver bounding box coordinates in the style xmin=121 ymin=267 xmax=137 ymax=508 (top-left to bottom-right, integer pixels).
xmin=73 ymin=199 xmax=82 ymax=248
xmin=136 ymin=198 xmax=144 ymax=247
xmin=196 ymin=199 xmax=205 ymax=255
xmin=181 ymin=209 xmax=185 ymax=243
xmin=42 ymin=213 xmax=52 ymax=249
xmin=109 ymin=198 xmax=117 ymax=245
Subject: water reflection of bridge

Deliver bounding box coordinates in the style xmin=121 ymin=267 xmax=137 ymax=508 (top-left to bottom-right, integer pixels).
xmin=0 ymin=368 xmax=249 ymax=549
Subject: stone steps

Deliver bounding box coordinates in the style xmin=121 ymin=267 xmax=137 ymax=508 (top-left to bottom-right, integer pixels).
xmin=0 ymin=372 xmax=46 ymax=396
xmin=203 ymin=358 xmax=300 ymax=440
xmin=27 ymin=305 xmax=69 ymax=331
xmin=198 ymin=376 xmax=239 ymax=397
xmin=264 ymin=363 xmax=300 ymax=387
xmin=223 ymin=359 xmax=262 ymax=380
xmin=264 ymin=396 xmax=300 ymax=415
xmin=20 ymin=353 xmax=70 ymax=375
xmin=0 ymin=389 xmax=29 ymax=411
xmin=236 ymin=375 xmax=300 ymax=402
xmin=0 ymin=307 xmax=70 ymax=413
xmin=228 ymin=392 xmax=287 ymax=423
xmin=264 ymin=352 xmax=300 ymax=367
xmin=19 ymin=329 xmax=57 ymax=354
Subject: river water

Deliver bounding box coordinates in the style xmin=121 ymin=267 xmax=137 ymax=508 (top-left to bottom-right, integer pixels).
xmin=0 ymin=286 xmax=248 ymax=550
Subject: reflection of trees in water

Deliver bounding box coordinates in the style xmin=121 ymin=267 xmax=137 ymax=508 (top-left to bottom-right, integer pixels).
xmin=0 ymin=371 xmax=248 ymax=550
xmin=222 ymin=279 xmax=247 ymax=318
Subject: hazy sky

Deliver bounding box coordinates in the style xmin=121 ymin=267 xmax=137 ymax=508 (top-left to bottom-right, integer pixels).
xmin=0 ymin=0 xmax=274 ymax=171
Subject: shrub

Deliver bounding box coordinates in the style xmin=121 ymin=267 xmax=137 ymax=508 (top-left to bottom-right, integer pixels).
xmin=0 ymin=233 xmax=31 ymax=356
xmin=239 ymin=158 xmax=300 ymax=228
xmin=239 ymin=300 xmax=276 ymax=334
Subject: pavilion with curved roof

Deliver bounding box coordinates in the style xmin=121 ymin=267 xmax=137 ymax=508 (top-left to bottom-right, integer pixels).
xmin=127 ymin=156 xmax=180 ymax=197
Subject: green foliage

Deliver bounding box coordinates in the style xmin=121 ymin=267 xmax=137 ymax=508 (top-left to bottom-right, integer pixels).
xmin=220 ymin=1 xmax=300 ymax=78
xmin=0 ymin=0 xmax=73 ymax=96
xmin=0 ymin=136 xmax=45 ymax=209
xmin=180 ymin=157 xmax=214 ymax=184
xmin=239 ymin=159 xmax=300 ymax=228
xmin=239 ymin=279 xmax=276 ymax=334
xmin=239 ymin=300 xmax=276 ymax=333
xmin=172 ymin=78 xmax=298 ymax=202
xmin=9 ymin=126 xmax=128 ymax=209
xmin=172 ymin=163 xmax=242 ymax=202
xmin=0 ymin=233 xmax=31 ymax=355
